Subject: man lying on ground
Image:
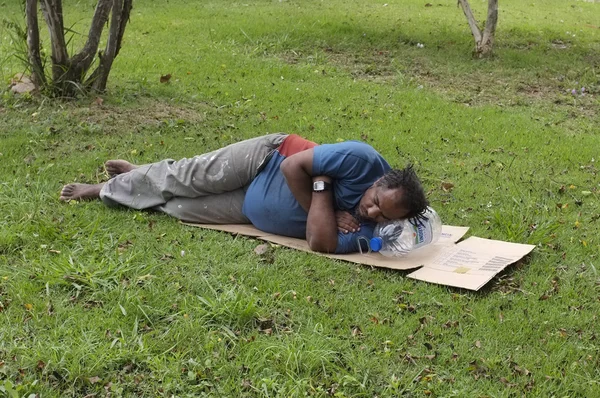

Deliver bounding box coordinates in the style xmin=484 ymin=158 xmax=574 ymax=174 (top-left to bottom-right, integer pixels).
xmin=60 ymin=134 xmax=429 ymax=254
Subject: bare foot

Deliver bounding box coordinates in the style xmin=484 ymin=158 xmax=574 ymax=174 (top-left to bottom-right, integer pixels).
xmin=105 ymin=160 xmax=138 ymax=177
xmin=59 ymin=183 xmax=104 ymax=201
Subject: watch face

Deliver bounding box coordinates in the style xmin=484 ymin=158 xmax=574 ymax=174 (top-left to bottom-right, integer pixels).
xmin=313 ymin=181 xmax=331 ymax=192
xmin=313 ymin=181 xmax=325 ymax=191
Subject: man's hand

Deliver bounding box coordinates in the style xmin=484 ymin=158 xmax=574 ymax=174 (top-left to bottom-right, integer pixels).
xmin=336 ymin=210 xmax=360 ymax=234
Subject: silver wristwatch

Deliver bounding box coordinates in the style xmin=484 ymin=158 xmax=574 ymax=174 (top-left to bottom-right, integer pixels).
xmin=312 ymin=180 xmax=332 ymax=192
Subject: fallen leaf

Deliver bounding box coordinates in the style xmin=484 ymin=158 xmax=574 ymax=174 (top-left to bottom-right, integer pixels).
xmin=89 ymin=376 xmax=101 ymax=384
xmin=24 ymin=303 xmax=33 ymax=311
xmin=443 ymin=320 xmax=459 ymax=328
xmin=559 ymin=328 xmax=568 ymax=338
xmin=512 ymin=364 xmax=531 ymax=376
xmin=160 ymin=74 xmax=172 ymax=83
xmin=37 ymin=360 xmax=46 ymax=370
xmin=254 ymin=244 xmax=270 ymax=255
xmin=441 ymin=181 xmax=454 ymax=192
xmin=475 ymin=340 xmax=482 ymax=348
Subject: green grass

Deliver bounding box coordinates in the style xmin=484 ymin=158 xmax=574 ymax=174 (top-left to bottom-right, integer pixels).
xmin=1 ymin=0 xmax=600 ymax=396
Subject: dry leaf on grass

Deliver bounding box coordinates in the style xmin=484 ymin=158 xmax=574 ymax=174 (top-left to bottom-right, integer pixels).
xmin=88 ymin=376 xmax=101 ymax=384
xmin=441 ymin=181 xmax=455 ymax=192
xmin=254 ymin=244 xmax=270 ymax=255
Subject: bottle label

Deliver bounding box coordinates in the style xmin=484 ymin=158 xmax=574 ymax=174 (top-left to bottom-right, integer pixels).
xmin=412 ymin=222 xmax=433 ymax=248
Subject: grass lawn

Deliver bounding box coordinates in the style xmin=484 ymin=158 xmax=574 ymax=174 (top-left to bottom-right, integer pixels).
xmin=1 ymin=0 xmax=599 ymax=396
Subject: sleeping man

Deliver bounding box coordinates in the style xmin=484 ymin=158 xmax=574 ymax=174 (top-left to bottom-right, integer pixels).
xmin=60 ymin=134 xmax=429 ymax=254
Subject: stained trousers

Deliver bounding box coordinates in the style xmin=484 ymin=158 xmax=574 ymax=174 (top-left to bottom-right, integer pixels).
xmin=99 ymin=134 xmax=287 ymax=223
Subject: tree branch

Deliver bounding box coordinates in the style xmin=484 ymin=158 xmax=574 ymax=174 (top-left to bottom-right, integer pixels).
xmin=481 ymin=0 xmax=498 ymax=44
xmin=88 ymin=0 xmax=133 ymax=91
xmin=70 ymin=0 xmax=112 ymax=71
xmin=114 ymin=0 xmax=133 ymax=58
xmin=25 ymin=0 xmax=47 ymax=86
xmin=105 ymin=0 xmax=124 ymax=60
xmin=457 ymin=0 xmax=482 ymax=44
xmin=39 ymin=0 xmax=68 ymax=66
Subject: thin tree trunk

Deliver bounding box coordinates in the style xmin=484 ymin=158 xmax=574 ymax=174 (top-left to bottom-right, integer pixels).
xmin=70 ymin=0 xmax=113 ymax=74
xmin=25 ymin=0 xmax=46 ymax=87
xmin=457 ymin=0 xmax=498 ymax=58
xmin=480 ymin=0 xmax=498 ymax=55
xmin=87 ymin=0 xmax=133 ymax=92
xmin=39 ymin=0 xmax=68 ymax=80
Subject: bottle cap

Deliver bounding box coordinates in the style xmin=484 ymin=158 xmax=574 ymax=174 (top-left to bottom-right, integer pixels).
xmin=369 ymin=237 xmax=383 ymax=252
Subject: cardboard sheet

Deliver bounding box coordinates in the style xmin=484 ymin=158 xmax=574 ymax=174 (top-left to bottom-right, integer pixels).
xmin=406 ymin=237 xmax=536 ymax=290
xmin=182 ymin=223 xmax=534 ymax=291
xmin=260 ymin=225 xmax=469 ymax=270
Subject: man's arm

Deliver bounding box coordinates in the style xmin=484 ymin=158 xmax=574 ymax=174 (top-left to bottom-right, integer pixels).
xmin=280 ymin=149 xmax=338 ymax=252
xmin=280 ymin=149 xmax=313 ymax=212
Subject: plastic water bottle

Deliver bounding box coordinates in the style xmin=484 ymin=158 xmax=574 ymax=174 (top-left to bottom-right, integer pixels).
xmin=369 ymin=207 xmax=442 ymax=257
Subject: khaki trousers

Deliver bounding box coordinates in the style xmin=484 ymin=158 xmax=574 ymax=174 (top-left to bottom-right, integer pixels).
xmin=99 ymin=134 xmax=287 ymax=223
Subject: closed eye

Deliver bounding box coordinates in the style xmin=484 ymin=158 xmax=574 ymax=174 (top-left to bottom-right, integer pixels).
xmin=375 ymin=194 xmax=391 ymax=221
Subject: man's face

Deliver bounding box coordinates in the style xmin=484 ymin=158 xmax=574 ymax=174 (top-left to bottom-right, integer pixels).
xmin=355 ymin=184 xmax=409 ymax=224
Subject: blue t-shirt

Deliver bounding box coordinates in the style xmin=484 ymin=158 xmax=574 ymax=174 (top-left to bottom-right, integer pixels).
xmin=242 ymin=140 xmax=390 ymax=253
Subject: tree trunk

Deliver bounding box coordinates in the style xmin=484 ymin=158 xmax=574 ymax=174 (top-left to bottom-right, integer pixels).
xmin=457 ymin=0 xmax=499 ymax=58
xmin=24 ymin=0 xmax=132 ymax=97
xmin=25 ymin=0 xmax=46 ymax=87
xmin=87 ymin=0 xmax=133 ymax=92
xmin=39 ymin=0 xmax=69 ymax=85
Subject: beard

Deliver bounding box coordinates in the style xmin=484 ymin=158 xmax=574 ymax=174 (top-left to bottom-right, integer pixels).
xmin=351 ymin=206 xmax=371 ymax=224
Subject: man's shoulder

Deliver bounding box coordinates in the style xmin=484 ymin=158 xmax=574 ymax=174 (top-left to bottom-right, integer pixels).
xmin=323 ymin=140 xmax=377 ymax=152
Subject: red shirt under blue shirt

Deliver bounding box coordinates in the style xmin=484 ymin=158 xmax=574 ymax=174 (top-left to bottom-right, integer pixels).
xmin=242 ymin=135 xmax=391 ymax=254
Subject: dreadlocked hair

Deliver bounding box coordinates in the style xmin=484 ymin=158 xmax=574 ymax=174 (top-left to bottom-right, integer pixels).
xmin=377 ymin=164 xmax=429 ymax=225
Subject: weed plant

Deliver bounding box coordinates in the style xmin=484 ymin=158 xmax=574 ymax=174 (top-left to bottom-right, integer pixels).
xmin=0 ymin=0 xmax=599 ymax=396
